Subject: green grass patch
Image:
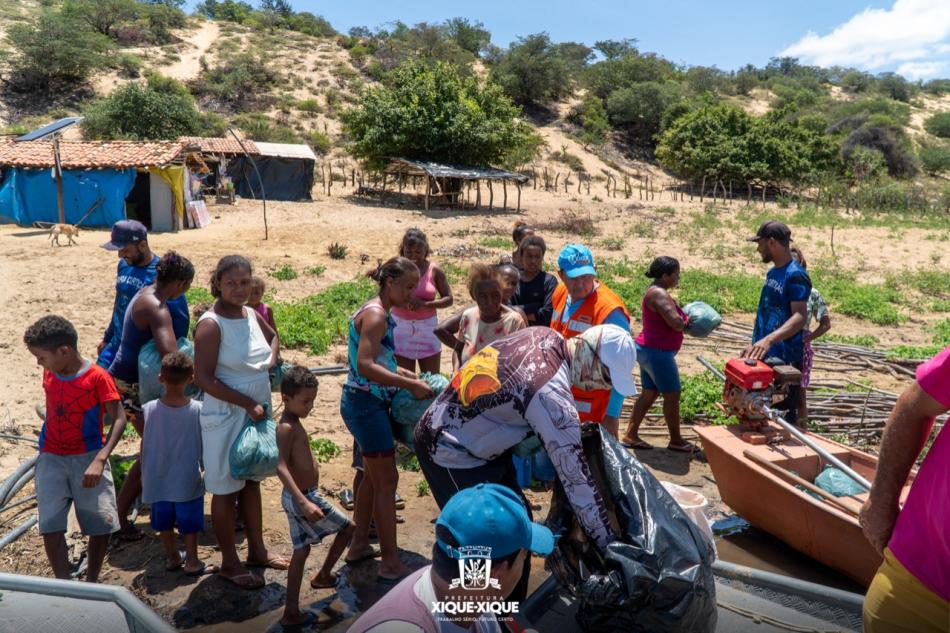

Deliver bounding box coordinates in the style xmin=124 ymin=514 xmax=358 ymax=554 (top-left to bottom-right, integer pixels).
xmin=442 ymin=261 xmax=467 ymax=285
xmin=186 ymin=287 xmax=214 ymax=305
xmin=416 ymin=479 xmax=430 ymax=497
xmin=812 ymin=270 xmax=904 ymax=326
xmin=398 ymin=454 xmax=421 ymax=472
xmin=680 ymin=371 xmax=737 ymax=425
xmin=886 ymin=345 xmax=943 ymax=362
xmin=272 ymin=278 xmax=376 ymax=354
xmin=269 ymin=265 xmax=298 ymax=281
xmin=601 ymin=236 xmax=626 ymax=251
xmin=823 ymin=333 xmax=881 ymax=347
xmin=305 ymin=265 xmax=327 ymax=276
xmin=479 ymin=236 xmax=511 ymax=249
xmin=308 ymin=437 xmax=341 ymax=463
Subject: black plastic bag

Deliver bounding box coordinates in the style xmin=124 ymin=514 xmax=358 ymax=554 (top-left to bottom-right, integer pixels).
xmin=545 ymin=425 xmax=717 ymax=632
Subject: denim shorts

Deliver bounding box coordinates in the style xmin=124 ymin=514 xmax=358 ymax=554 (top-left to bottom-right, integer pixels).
xmin=636 ymin=343 xmax=681 ymax=393
xmin=150 ymin=497 xmax=204 ymax=535
xmin=340 ymin=385 xmax=395 ymax=457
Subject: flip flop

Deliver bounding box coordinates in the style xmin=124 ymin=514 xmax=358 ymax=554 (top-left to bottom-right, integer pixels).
xmin=621 ymin=440 xmax=653 ymax=450
xmin=185 ymin=562 xmax=219 ymax=577
xmin=310 ymin=572 xmax=340 ymax=589
xmin=280 ymin=611 xmax=318 ymax=629
xmin=376 ymin=571 xmax=411 ymax=586
xmin=394 ymin=493 xmax=405 ymax=510
xmin=345 ymin=547 xmax=382 ymax=565
xmin=220 ymin=571 xmax=264 ymax=589
xmin=165 ymin=550 xmax=187 ymax=571
xmin=667 ymin=442 xmax=702 ymax=454
xmin=246 ymin=555 xmax=291 ymax=570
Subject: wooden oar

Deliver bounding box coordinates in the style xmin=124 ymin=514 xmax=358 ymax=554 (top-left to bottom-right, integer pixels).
xmin=743 ymin=449 xmax=864 ymax=517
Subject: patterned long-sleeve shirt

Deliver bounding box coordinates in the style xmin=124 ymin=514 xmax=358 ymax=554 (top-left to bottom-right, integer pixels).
xmin=415 ymin=327 xmax=612 ymax=549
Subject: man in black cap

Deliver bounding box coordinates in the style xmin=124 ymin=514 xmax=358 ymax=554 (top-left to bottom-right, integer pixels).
xmin=743 ymin=220 xmax=812 ymax=425
xmin=97 ymin=219 xmax=189 ymax=540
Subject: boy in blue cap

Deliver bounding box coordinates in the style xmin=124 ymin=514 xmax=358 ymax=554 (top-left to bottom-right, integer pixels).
xmin=348 ymin=483 xmax=555 ymax=633
xmin=550 ymin=243 xmax=632 ymax=438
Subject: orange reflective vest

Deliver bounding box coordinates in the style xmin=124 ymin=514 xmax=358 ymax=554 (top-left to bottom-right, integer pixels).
xmin=551 ymin=283 xmax=630 ymax=423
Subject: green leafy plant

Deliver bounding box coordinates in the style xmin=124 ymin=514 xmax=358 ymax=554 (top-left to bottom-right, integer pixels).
xmin=305 ymin=265 xmax=326 ymax=276
xmin=416 ymin=479 xmax=430 ymax=497
xmin=601 ymin=236 xmax=625 ymax=251
xmin=479 ymin=236 xmax=511 ymax=249
xmin=327 ymin=243 xmax=348 ymax=260
xmin=398 ymin=454 xmax=421 ymax=472
xmin=185 ymin=287 xmax=214 ymax=305
xmin=308 ymin=437 xmax=341 ymax=463
xmin=269 ymin=265 xmax=298 ymax=281
xmin=272 ymin=279 xmax=375 ymax=354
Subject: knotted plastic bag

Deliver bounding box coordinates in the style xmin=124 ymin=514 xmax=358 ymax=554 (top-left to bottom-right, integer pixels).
xmin=815 ymin=465 xmax=865 ymax=497
xmin=137 ymin=337 xmax=196 ymax=404
xmin=683 ymin=301 xmax=722 ymax=338
xmin=229 ymin=405 xmax=278 ymax=481
xmin=390 ymin=372 xmax=450 ymax=428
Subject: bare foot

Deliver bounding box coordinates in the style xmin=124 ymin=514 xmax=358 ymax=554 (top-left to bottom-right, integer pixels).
xmin=377 ymin=561 xmax=411 ymax=581
xmin=280 ymin=610 xmax=317 ymax=627
xmin=310 ymin=571 xmax=339 ymax=589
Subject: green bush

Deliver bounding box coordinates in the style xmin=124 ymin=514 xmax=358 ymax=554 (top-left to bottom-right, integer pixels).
xmin=568 ymin=94 xmax=610 ymax=147
xmin=269 ymin=265 xmax=298 ymax=281
xmin=305 ymin=130 xmax=331 ymax=154
xmin=81 ymin=74 xmax=204 ymax=140
xmin=919 ymin=143 xmax=950 ymax=175
xmin=7 ymin=10 xmax=111 ymax=89
xmin=308 ymin=438 xmax=341 ymax=463
xmin=606 ymin=81 xmax=682 ymax=145
xmin=191 ymin=51 xmax=281 ymax=112
xmin=343 ymin=60 xmax=540 ymax=171
xmin=490 ymin=33 xmax=578 ymax=107
xmin=272 ymin=279 xmax=375 ymax=354
xmin=230 ymin=113 xmax=299 ymax=143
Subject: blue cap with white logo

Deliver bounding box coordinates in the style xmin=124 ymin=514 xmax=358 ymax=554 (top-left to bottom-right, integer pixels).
xmin=436 ymin=483 xmax=556 ymax=559
xmin=557 ymin=243 xmax=596 ymax=278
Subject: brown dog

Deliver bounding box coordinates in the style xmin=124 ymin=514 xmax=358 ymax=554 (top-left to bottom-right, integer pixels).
xmin=48 ymin=223 xmax=79 ymax=247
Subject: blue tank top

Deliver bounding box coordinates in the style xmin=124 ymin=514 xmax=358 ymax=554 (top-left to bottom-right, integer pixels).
xmin=98 ymin=256 xmax=159 ymax=368
xmin=108 ymin=290 xmax=190 ymax=383
xmin=345 ymin=301 xmax=397 ymax=402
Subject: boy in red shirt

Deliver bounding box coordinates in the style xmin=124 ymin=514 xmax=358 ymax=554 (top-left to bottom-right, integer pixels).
xmin=24 ymin=315 xmax=128 ymax=583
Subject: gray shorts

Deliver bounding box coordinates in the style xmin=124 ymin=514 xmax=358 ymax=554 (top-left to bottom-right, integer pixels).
xmin=36 ymin=451 xmax=120 ymax=536
xmin=281 ymin=488 xmax=351 ymax=550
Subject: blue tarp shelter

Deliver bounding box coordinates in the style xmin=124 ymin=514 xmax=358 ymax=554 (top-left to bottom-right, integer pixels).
xmin=0 ymin=139 xmax=184 ymax=228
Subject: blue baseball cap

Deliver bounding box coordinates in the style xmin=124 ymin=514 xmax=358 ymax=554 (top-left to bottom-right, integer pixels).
xmin=557 ymin=244 xmax=596 ymax=278
xmin=436 ymin=484 xmax=555 ymax=559
xmin=101 ymin=219 xmax=147 ymax=250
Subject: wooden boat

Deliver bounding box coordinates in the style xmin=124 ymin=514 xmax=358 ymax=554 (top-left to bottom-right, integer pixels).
xmin=694 ymin=423 xmax=914 ymax=587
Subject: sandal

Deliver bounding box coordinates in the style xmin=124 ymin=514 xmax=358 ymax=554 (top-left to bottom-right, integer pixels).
xmin=114 ymin=525 xmax=145 ymax=542
xmin=394 ymin=493 xmax=405 ymax=510
xmin=165 ymin=550 xmax=186 ymax=571
xmin=621 ymin=439 xmax=654 ymax=450
xmin=310 ymin=573 xmax=340 ymax=589
xmin=345 ymin=547 xmax=381 ymax=565
xmin=220 ymin=571 xmax=264 ymax=589
xmin=280 ymin=611 xmax=318 ymax=629
xmin=667 ymin=441 xmax=701 ymax=454
xmin=246 ymin=555 xmax=291 ymax=570
xmin=185 ymin=562 xmax=219 ymax=577
xmin=339 ymin=489 xmax=354 ymax=511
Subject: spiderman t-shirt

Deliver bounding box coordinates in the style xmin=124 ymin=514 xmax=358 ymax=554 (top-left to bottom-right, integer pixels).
xmin=40 ymin=362 xmax=120 ymax=455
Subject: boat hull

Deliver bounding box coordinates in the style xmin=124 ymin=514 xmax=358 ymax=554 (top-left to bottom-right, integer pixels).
xmin=695 ymin=424 xmax=897 ymax=587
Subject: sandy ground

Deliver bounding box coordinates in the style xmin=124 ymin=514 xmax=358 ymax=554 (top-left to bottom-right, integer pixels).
xmin=0 ymin=187 xmax=935 ymax=629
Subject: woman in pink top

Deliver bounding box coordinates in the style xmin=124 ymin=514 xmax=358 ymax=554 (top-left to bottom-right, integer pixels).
xmin=622 ymin=257 xmax=697 ymax=453
xmin=390 ymin=229 xmax=453 ymax=374
xmin=861 ymin=344 xmax=950 ymax=633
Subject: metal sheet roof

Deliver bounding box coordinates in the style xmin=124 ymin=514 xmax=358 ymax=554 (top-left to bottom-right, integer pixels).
xmin=383 ymin=158 xmax=528 ymax=183
xmin=0 ymin=139 xmax=184 ymax=169
xmin=253 ymin=142 xmax=317 ymax=160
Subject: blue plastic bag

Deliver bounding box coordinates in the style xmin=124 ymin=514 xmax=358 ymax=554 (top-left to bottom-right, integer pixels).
xmin=137 ymin=337 xmax=196 ymax=404
xmin=814 ymin=466 xmax=865 ymax=497
xmin=683 ymin=301 xmax=722 ymax=338
xmin=391 ymin=373 xmax=450 ymax=428
xmin=229 ymin=405 xmax=278 ymax=481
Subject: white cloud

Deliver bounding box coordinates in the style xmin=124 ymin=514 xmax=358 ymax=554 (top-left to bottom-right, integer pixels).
xmin=897 ymin=61 xmax=948 ymax=78
xmin=780 ymin=0 xmax=950 ymax=78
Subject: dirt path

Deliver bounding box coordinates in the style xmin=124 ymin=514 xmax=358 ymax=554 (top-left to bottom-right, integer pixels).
xmin=163 ymin=21 xmax=221 ymax=82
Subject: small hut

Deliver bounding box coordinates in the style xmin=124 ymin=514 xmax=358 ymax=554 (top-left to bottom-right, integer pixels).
xmin=382 ymin=159 xmax=529 ymax=211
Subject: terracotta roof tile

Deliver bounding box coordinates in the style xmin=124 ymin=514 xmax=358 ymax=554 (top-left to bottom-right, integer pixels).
xmin=0 ymin=139 xmax=184 ymax=169
xmin=178 ymin=136 xmax=260 ymax=155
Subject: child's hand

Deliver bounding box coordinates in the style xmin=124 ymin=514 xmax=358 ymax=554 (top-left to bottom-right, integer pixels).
xmin=83 ymin=457 xmax=106 ymax=488
xmin=303 ymin=500 xmax=325 ymax=523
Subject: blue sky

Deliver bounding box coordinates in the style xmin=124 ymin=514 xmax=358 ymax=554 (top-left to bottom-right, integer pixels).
xmin=191 ymin=1 xmax=950 ymax=79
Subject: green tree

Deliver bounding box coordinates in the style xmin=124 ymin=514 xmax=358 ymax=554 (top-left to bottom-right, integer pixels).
xmin=585 ymin=48 xmax=679 ymax=100
xmin=6 ymin=10 xmax=111 ymax=88
xmin=191 ymin=51 xmax=280 ymax=112
xmin=63 ymin=0 xmax=138 ymax=38
xmin=286 ymin=12 xmax=335 ymax=37
xmin=195 ymin=0 xmax=253 ymax=22
xmin=259 ymin=0 xmax=292 ymax=17
xmin=490 ymin=33 xmax=574 ymax=107
xmin=876 ymin=72 xmax=915 ymax=103
xmin=606 ymin=81 xmax=682 ymax=145
xmin=444 ymin=18 xmax=490 ymax=57
xmin=593 ymin=39 xmax=637 ymax=61
xmin=81 ymin=73 xmax=205 ymax=140
xmin=343 ymin=61 xmax=540 ymax=170
xmin=568 ymin=95 xmax=610 ymax=147
xmin=924 ymin=112 xmax=950 ymax=139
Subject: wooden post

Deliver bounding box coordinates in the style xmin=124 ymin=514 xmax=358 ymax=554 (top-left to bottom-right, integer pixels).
xmin=700 ymin=175 xmax=706 ymax=202
xmin=476 ymin=181 xmax=481 ymax=209
xmin=503 ymin=180 xmax=508 ymax=210
xmin=554 ymin=173 xmax=560 ymax=191
xmin=327 ymin=163 xmax=332 ymax=196
xmin=488 ymin=180 xmax=494 ymax=210
xmin=516 ymin=183 xmax=521 ymax=212
xmin=425 ymin=176 xmax=430 ymax=211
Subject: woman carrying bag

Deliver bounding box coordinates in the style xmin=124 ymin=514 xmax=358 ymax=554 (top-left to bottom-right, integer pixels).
xmin=194 ymin=255 xmax=287 ymax=589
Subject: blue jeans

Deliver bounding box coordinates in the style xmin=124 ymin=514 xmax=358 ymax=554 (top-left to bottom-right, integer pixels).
xmin=636 ymin=343 xmax=681 ymax=393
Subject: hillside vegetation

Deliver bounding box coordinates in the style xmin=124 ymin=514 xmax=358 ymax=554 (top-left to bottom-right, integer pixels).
xmin=0 ymin=0 xmax=948 ymax=213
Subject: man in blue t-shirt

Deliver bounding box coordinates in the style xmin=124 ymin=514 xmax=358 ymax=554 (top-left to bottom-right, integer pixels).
xmin=744 ymin=221 xmax=811 ymax=425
